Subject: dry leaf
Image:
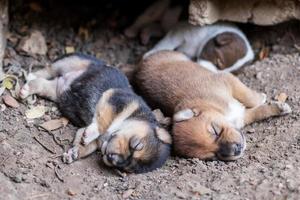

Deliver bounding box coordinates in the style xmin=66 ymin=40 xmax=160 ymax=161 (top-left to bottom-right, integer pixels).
xmin=2 ymin=78 xmax=13 ymax=90
xmin=25 ymin=105 xmax=46 ymax=119
xmin=275 ymin=92 xmax=288 ymax=102
xmin=65 ymin=46 xmax=75 ymax=54
xmin=39 ymin=118 xmax=68 ymax=131
xmin=19 ymin=30 xmax=48 ymax=55
xmin=122 ymin=189 xmax=134 ymax=199
xmin=259 ymin=46 xmax=270 ymax=60
xmin=2 ymin=94 xmax=20 ymax=108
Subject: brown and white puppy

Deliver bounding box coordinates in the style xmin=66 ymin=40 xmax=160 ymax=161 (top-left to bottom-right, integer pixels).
xmin=19 ymin=54 xmax=171 ymax=173
xmin=144 ymin=22 xmax=254 ymax=73
xmin=135 ymin=51 xmax=292 ymax=160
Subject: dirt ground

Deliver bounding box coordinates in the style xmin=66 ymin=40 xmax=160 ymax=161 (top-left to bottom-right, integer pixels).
xmin=1 ymin=1 xmax=300 ymax=200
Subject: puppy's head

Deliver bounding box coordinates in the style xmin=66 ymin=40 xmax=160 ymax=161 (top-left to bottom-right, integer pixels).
xmin=199 ymin=32 xmax=247 ymax=70
xmin=172 ymin=108 xmax=246 ymax=161
xmin=99 ymin=119 xmax=171 ymax=173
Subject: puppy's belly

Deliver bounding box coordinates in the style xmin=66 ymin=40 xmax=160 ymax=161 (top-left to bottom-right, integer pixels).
xmin=56 ymin=70 xmax=85 ymax=95
xmin=224 ymin=99 xmax=245 ymax=129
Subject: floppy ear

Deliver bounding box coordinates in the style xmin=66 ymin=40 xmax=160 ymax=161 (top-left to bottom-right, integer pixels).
xmin=215 ymin=32 xmax=234 ymax=46
xmin=173 ymin=108 xmax=200 ymax=122
xmin=155 ymin=127 xmax=172 ymax=144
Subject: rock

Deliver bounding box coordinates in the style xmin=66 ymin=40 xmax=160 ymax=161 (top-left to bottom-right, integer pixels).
xmin=10 ymin=174 xmax=22 ymax=183
xmin=19 ymin=30 xmax=47 ymax=55
xmin=66 ymin=188 xmax=77 ymax=196
xmin=189 ymin=0 xmax=300 ymax=26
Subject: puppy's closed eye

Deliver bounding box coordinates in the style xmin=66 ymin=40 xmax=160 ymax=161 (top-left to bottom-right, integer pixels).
xmin=130 ymin=136 xmax=144 ymax=151
xmin=208 ymin=122 xmax=223 ymax=139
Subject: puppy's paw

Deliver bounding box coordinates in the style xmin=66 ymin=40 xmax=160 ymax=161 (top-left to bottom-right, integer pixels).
xmin=81 ymin=131 xmax=98 ymax=146
xmin=19 ymin=84 xmax=31 ymax=99
xmin=275 ymin=102 xmax=292 ymax=115
xmin=62 ymin=146 xmax=79 ymax=164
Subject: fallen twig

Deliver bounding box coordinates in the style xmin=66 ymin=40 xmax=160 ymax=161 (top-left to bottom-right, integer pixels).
xmin=33 ymin=136 xmax=56 ymax=154
xmin=54 ymin=164 xmax=64 ymax=182
xmin=27 ymin=193 xmax=51 ymax=200
xmin=37 ymin=125 xmax=70 ymax=151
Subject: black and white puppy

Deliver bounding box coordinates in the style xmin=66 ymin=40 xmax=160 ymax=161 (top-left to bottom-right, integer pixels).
xmin=144 ymin=22 xmax=254 ymax=73
xmin=20 ymin=54 xmax=171 ymax=173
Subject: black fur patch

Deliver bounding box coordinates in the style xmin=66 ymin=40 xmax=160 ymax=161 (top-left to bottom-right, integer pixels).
xmin=57 ymin=55 xmax=130 ymax=126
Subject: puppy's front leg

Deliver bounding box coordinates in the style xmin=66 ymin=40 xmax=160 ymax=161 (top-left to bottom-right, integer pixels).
xmin=224 ymin=73 xmax=266 ymax=108
xmin=244 ymin=102 xmax=292 ymax=125
xmin=19 ymin=78 xmax=58 ymax=101
xmin=62 ymin=140 xmax=99 ymax=164
xmin=81 ymin=122 xmax=100 ymax=145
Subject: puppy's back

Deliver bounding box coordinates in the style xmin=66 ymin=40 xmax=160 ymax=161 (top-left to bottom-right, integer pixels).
xmin=135 ymin=51 xmax=232 ymax=115
xmin=58 ymin=63 xmax=131 ymax=127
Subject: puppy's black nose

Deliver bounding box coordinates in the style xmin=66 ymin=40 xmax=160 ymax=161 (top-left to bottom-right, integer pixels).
xmin=218 ymin=142 xmax=243 ymax=158
xmin=107 ymin=154 xmax=116 ymax=162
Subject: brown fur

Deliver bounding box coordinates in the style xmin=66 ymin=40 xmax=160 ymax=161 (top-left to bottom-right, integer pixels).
xmin=135 ymin=51 xmax=291 ymax=160
xmin=95 ymin=89 xmax=115 ymax=133
xmin=200 ymin=32 xmax=247 ymax=70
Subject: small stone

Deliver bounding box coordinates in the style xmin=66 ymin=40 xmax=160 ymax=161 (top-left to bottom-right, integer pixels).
xmin=275 ymin=92 xmax=288 ymax=103
xmin=10 ymin=174 xmax=22 ymax=183
xmin=67 ymin=188 xmax=77 ymax=196
xmin=247 ymin=129 xmax=255 ymax=134
xmin=286 ymin=180 xmax=297 ymax=191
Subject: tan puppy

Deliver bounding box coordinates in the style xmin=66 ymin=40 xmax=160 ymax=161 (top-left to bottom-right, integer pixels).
xmin=135 ymin=51 xmax=292 ymax=160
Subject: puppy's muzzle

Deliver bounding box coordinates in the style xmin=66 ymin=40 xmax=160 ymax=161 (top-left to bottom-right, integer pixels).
xmin=217 ymin=133 xmax=246 ymax=161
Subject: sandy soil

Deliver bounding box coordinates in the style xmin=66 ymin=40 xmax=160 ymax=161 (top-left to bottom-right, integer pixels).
xmin=1 ymin=1 xmax=300 ymax=200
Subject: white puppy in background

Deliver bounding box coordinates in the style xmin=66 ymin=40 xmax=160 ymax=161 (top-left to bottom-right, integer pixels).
xmin=144 ymin=22 xmax=254 ymax=73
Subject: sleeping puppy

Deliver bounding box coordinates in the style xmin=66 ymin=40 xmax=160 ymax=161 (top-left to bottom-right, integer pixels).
xmin=135 ymin=51 xmax=291 ymax=160
xmin=144 ymin=22 xmax=254 ymax=73
xmin=19 ymin=54 xmax=171 ymax=173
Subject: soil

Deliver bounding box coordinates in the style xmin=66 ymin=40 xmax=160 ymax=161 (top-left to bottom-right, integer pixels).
xmin=1 ymin=1 xmax=300 ymax=200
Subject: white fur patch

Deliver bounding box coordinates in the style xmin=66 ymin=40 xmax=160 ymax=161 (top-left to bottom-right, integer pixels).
xmin=56 ymin=70 xmax=85 ymax=95
xmin=224 ymin=99 xmax=245 ymax=129
xmin=173 ymin=108 xmax=194 ymax=122
xmin=83 ymin=119 xmax=100 ymax=145
xmin=197 ymin=59 xmax=218 ymax=73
